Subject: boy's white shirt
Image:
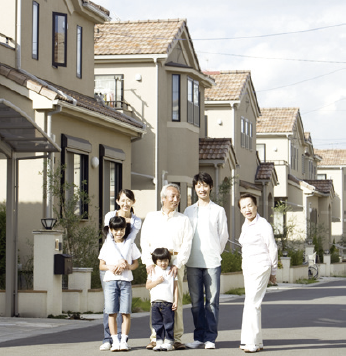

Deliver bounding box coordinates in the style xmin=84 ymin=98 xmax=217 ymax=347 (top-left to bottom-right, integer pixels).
xmin=98 ymin=238 xmax=141 ymax=282
xmin=147 ymin=265 xmax=177 ymax=303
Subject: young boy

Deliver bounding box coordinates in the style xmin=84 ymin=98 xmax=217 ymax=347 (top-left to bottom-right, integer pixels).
xmin=146 ymin=248 xmax=178 ymax=351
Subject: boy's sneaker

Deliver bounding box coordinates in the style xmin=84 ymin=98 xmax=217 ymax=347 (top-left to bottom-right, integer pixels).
xmin=161 ymin=343 xmax=173 ymax=351
xmin=204 ymin=341 xmax=215 ymax=349
xmin=153 ymin=344 xmax=162 ymax=351
xmin=119 ymin=341 xmax=130 ymax=351
xmin=100 ymin=342 xmax=112 ymax=351
xmin=186 ymin=340 xmax=204 ymax=349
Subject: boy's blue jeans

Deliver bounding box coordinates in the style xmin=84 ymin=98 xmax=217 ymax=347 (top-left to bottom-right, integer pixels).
xmin=151 ymin=301 xmax=174 ymax=342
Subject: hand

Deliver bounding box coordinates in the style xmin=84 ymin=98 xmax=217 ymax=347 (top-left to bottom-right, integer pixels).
xmin=168 ymin=265 xmax=178 ymax=277
xmin=172 ymin=302 xmax=177 ymax=311
xmin=146 ymin=265 xmax=155 ymax=274
xmin=269 ymin=274 xmax=276 ymax=284
xmin=156 ymin=276 xmax=164 ymax=285
xmin=108 ymin=265 xmax=117 ymax=274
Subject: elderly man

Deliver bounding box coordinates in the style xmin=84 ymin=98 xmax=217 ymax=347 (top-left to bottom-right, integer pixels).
xmin=141 ymin=183 xmax=193 ymax=350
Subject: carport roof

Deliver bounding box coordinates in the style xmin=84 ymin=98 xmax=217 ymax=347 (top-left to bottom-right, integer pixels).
xmin=0 ymin=99 xmax=61 ymax=157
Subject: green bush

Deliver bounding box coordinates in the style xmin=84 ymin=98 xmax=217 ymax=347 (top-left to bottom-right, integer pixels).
xmin=288 ymin=249 xmax=304 ymax=266
xmin=331 ymin=252 xmax=340 ymax=264
xmin=221 ymin=251 xmax=242 ymax=273
xmin=132 ymin=258 xmax=148 ymax=285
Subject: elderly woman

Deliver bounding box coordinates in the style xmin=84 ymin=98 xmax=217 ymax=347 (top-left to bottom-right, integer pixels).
xmin=238 ymin=194 xmax=278 ymax=353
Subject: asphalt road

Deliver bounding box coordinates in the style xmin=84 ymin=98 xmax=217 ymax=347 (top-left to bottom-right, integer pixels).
xmin=1 ymin=278 xmax=346 ymax=355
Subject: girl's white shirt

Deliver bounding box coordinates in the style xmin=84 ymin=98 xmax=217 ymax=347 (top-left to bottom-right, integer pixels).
xmin=239 ymin=213 xmax=278 ymax=275
xmin=98 ymin=239 xmax=141 ymax=282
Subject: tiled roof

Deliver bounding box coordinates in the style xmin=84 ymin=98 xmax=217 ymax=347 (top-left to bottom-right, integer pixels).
xmin=314 ymin=149 xmax=346 ymax=166
xmin=257 ymin=108 xmax=299 ymax=133
xmin=305 ymin=180 xmax=334 ymax=195
xmin=94 ymin=19 xmax=187 ymax=56
xmin=255 ymin=162 xmax=276 ymax=181
xmin=204 ymin=70 xmax=251 ymax=101
xmin=0 ymin=63 xmax=144 ymax=130
xmin=199 ymin=138 xmax=236 ymax=162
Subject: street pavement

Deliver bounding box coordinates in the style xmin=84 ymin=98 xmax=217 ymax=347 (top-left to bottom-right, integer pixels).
xmin=1 ymin=277 xmax=346 ymax=355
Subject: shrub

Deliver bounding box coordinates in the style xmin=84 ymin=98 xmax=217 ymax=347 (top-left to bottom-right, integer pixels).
xmin=288 ymin=249 xmax=304 ymax=266
xmin=221 ymin=251 xmax=242 ymax=273
xmin=331 ymin=252 xmax=340 ymax=264
xmin=132 ymin=258 xmax=147 ymax=285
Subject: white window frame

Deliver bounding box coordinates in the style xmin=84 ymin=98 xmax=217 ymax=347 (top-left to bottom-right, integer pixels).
xmin=32 ymin=1 xmax=39 ymax=60
xmin=76 ymin=25 xmax=82 ymax=78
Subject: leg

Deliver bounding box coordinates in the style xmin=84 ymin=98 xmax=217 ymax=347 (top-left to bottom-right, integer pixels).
xmin=100 ymin=270 xmax=112 ymax=345
xmin=161 ymin=302 xmax=175 ymax=343
xmin=104 ymin=280 xmax=120 ymax=336
xmin=204 ymin=266 xmax=221 ymax=343
xmin=151 ymin=302 xmax=165 ymax=342
xmin=121 ymin=314 xmax=131 ymax=335
xmin=108 ymin=313 xmax=118 ymax=336
xmin=187 ymin=267 xmax=206 ymax=342
xmin=173 ymin=263 xmax=185 ymax=344
xmin=241 ymin=267 xmax=271 ymax=350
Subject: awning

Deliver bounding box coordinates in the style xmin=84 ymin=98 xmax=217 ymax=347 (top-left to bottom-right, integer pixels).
xmin=0 ymin=99 xmax=61 ymax=157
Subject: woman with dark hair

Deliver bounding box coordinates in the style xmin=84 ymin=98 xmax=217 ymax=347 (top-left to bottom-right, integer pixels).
xmin=99 ymin=189 xmax=141 ymax=351
xmin=238 ymin=194 xmax=278 ymax=353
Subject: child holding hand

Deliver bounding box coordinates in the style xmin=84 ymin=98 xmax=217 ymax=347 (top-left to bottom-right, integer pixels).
xmin=146 ymin=248 xmax=178 ymax=352
xmin=99 ymin=216 xmax=141 ymax=352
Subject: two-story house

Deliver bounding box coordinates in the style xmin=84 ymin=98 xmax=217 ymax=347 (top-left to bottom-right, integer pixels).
xmin=203 ymin=70 xmax=278 ymax=241
xmin=315 ymin=149 xmax=346 ymax=247
xmin=256 ymin=108 xmax=334 ymax=248
xmin=94 ymin=19 xmax=214 ymax=216
xmin=0 ymin=0 xmax=145 ymax=316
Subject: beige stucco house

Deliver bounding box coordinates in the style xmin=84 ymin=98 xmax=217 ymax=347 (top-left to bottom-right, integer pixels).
xmin=94 ymin=19 xmax=214 ymax=217
xmin=203 ymin=70 xmax=278 ymax=240
xmin=256 ymin=108 xmax=334 ymax=248
xmin=0 ymin=0 xmax=145 ymax=316
xmin=315 ymin=149 xmax=346 ymax=246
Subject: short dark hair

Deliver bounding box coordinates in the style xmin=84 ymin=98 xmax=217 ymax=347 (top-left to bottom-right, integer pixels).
xmin=151 ymin=248 xmax=171 ymax=264
xmin=238 ymin=194 xmax=257 ymax=209
xmin=103 ymin=216 xmax=129 ymax=240
xmin=192 ymin=172 xmax=213 ymax=189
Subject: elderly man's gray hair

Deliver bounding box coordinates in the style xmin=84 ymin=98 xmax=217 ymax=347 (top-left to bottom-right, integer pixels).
xmin=160 ymin=183 xmax=181 ymax=203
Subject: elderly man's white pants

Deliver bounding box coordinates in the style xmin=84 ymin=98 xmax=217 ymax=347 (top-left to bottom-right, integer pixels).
xmin=240 ymin=266 xmax=271 ymax=349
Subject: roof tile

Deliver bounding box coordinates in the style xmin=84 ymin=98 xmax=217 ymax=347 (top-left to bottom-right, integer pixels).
xmin=315 ymin=149 xmax=346 ymax=166
xmin=199 ymin=137 xmax=235 ymax=161
xmin=257 ymin=108 xmax=300 ymax=133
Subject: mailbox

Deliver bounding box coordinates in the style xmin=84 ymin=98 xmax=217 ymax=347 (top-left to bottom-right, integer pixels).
xmin=54 ymin=254 xmax=73 ymax=275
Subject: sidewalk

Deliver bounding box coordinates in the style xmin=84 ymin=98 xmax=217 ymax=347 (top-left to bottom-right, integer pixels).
xmin=0 ymin=277 xmax=336 ymax=345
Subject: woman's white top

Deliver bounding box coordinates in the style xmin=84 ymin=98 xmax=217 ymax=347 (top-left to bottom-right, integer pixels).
xmin=239 ymin=214 xmax=278 ymax=275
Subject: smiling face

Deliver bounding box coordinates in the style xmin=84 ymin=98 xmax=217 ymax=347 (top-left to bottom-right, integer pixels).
xmin=156 ymin=258 xmax=170 ymax=270
xmin=239 ymin=197 xmax=258 ymax=222
xmin=116 ymin=193 xmax=135 ymax=215
xmin=110 ymin=227 xmax=126 ymax=243
xmin=195 ymin=181 xmax=211 ymax=202
xmin=162 ymin=187 xmax=180 ymax=213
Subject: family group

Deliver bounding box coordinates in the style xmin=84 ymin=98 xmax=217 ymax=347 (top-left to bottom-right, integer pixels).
xmin=98 ymin=172 xmax=278 ymax=353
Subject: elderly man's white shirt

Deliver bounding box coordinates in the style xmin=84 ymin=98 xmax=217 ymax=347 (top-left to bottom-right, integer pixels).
xmin=239 ymin=214 xmax=278 ymax=275
xmin=140 ymin=210 xmax=193 ymax=269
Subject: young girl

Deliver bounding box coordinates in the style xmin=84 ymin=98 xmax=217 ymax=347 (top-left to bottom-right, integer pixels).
xmin=100 ymin=189 xmax=142 ymax=351
xmin=99 ymin=216 xmax=141 ymax=351
xmin=146 ymin=248 xmax=178 ymax=352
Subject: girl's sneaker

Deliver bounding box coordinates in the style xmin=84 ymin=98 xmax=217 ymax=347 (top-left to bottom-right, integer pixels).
xmin=120 ymin=341 xmax=130 ymax=351
xmin=111 ymin=342 xmax=120 ymax=352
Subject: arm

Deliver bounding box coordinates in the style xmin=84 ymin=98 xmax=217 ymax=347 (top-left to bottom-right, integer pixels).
xmin=104 ymin=211 xmax=124 ymax=263
xmin=140 ymin=213 xmax=155 ymax=269
xmin=120 ymin=215 xmax=142 ymax=262
xmin=218 ymin=207 xmax=229 ymax=254
xmin=99 ymin=259 xmax=117 ymax=275
xmin=126 ymin=258 xmax=139 ymax=271
xmin=172 ymin=280 xmax=178 ymax=311
xmin=173 ymin=217 xmax=193 ymax=269
xmin=146 ymin=275 xmax=164 ymax=290
xmin=263 ymin=221 xmax=278 ymax=275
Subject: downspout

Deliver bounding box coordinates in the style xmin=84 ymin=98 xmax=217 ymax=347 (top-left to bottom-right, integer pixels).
xmin=154 ymin=58 xmax=159 ymax=209
xmin=231 ymin=166 xmax=236 ymax=251
xmin=214 ymin=164 xmax=219 ymax=196
xmin=46 ymin=105 xmax=62 ymax=218
xmin=15 ymin=0 xmax=21 ymax=69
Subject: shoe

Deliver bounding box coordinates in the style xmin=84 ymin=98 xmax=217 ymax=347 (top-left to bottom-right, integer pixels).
xmin=161 ymin=343 xmax=173 ymax=351
xmin=111 ymin=342 xmax=120 ymax=352
xmin=173 ymin=342 xmax=186 ymax=350
xmin=153 ymin=345 xmax=162 ymax=351
xmin=100 ymin=342 xmax=112 ymax=351
xmin=186 ymin=340 xmax=204 ymax=349
xmin=119 ymin=341 xmax=130 ymax=351
xmin=204 ymin=341 xmax=215 ymax=349
xmin=244 ymin=347 xmax=260 ymax=353
xmin=146 ymin=341 xmax=156 ymax=350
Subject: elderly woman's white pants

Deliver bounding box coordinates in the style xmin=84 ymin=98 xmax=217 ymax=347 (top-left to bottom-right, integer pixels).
xmin=240 ymin=266 xmax=271 ymax=349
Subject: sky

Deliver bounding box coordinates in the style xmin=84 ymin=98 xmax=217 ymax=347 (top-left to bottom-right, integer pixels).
xmin=96 ymin=0 xmax=346 ymax=149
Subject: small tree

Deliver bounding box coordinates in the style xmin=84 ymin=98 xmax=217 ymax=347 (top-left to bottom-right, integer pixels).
xmin=307 ymin=220 xmax=327 ymax=263
xmin=210 ymin=176 xmax=234 ymax=208
xmin=43 ymin=164 xmax=100 ymax=269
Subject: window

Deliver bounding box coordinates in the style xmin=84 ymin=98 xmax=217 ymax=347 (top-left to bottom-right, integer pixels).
xmin=187 ymin=77 xmax=200 ymax=126
xmin=241 ymin=117 xmax=245 ymax=148
xmin=99 ymin=144 xmax=125 ymax=222
xmin=61 ymin=134 xmax=91 ymax=217
xmin=76 ymin=26 xmax=82 ymax=78
xmin=317 ymin=174 xmax=327 ymax=180
xmin=291 ymin=145 xmax=298 ymax=170
xmin=249 ymin=122 xmax=253 ymax=150
xmin=94 ymin=75 xmax=124 ymax=108
xmin=302 ymin=154 xmax=305 ymax=174
xmin=32 ymin=1 xmax=39 ymax=59
xmin=52 ymin=12 xmax=67 ymax=67
xmin=172 ymin=74 xmax=180 ymax=121
xmin=241 ymin=117 xmax=253 ymax=150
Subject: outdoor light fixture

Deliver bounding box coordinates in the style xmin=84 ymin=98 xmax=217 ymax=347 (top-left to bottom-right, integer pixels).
xmin=282 ymin=251 xmax=288 ymax=257
xmin=324 ymin=250 xmax=330 ymax=255
xmin=41 ymin=218 xmax=57 ymax=230
xmin=307 ymin=238 xmax=313 ymax=245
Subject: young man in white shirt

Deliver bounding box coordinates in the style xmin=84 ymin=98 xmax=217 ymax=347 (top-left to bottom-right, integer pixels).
xmin=184 ymin=172 xmax=229 ymax=349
